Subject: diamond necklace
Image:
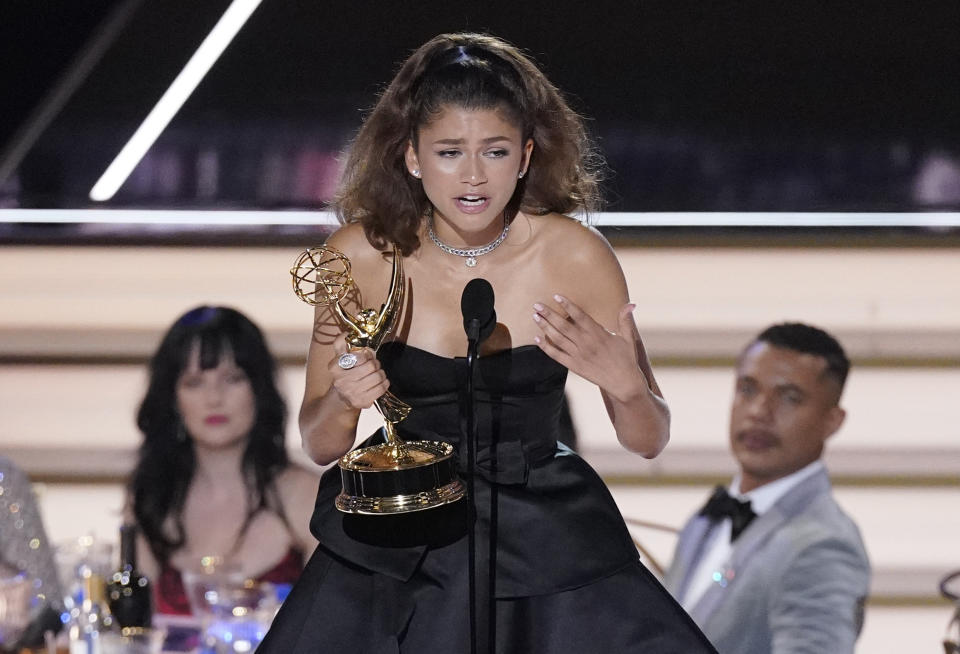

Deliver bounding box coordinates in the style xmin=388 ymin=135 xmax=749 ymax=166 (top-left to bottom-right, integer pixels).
xmin=427 ymin=216 xmax=510 ymax=267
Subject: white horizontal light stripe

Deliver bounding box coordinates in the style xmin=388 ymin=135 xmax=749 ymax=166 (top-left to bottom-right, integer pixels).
xmin=88 ymin=0 xmax=263 ymax=202
xmin=0 ymin=209 xmax=335 ymax=225
xmin=0 ymin=210 xmax=958 ymax=227
xmin=594 ymin=212 xmax=960 ymax=227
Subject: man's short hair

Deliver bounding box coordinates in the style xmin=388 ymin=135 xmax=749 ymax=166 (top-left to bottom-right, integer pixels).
xmin=752 ymin=322 xmax=850 ymax=392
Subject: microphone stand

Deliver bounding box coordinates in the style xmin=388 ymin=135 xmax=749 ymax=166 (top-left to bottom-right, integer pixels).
xmin=461 ymin=277 xmax=495 ymax=654
xmin=464 ymin=317 xmax=480 ymax=654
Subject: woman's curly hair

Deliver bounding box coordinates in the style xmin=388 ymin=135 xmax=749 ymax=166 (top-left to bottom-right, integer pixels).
xmin=334 ymin=33 xmax=603 ymax=256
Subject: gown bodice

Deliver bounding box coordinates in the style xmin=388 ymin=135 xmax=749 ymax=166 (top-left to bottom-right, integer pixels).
xmin=308 ymin=341 xmax=639 ymax=598
xmin=381 ymin=342 xmax=568 ymax=482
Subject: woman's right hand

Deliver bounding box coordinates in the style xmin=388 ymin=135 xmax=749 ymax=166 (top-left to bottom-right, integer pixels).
xmin=327 ymin=334 xmax=390 ymax=410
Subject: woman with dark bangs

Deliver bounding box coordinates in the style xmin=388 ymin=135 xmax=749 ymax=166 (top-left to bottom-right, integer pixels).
xmin=128 ymin=306 xmax=318 ymax=617
xmin=262 ymin=34 xmax=716 ymax=653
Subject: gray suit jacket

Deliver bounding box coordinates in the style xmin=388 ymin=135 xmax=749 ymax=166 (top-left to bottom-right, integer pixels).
xmin=664 ymin=468 xmax=870 ymax=654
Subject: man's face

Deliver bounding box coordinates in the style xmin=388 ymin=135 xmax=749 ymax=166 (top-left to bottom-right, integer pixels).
xmin=729 ymin=341 xmax=846 ymax=492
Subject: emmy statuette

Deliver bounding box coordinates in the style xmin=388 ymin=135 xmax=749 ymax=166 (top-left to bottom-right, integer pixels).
xmin=290 ymin=245 xmax=465 ymax=514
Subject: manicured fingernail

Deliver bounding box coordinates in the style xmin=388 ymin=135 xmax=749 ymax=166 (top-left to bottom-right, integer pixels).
xmin=534 ymin=336 xmax=541 ymax=344
xmin=553 ymin=294 xmax=565 ymax=303
xmin=533 ymin=313 xmax=542 ymax=322
xmin=533 ymin=303 xmax=545 ymax=311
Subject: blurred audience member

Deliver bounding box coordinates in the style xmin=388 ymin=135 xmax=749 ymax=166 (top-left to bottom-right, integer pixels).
xmin=0 ymin=456 xmax=63 ymax=647
xmin=128 ymin=306 xmax=318 ymax=616
xmin=913 ymin=149 xmax=960 ymax=207
xmin=664 ymin=323 xmax=870 ymax=653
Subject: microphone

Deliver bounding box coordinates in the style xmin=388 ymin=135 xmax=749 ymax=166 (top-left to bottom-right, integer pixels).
xmin=461 ymin=278 xmax=496 ymax=344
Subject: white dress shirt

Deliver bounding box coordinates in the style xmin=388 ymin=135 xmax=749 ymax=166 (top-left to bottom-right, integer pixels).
xmin=680 ymin=460 xmax=825 ymax=611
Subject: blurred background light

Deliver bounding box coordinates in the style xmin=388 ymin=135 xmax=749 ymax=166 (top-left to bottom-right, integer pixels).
xmin=89 ymin=0 xmax=263 ymax=201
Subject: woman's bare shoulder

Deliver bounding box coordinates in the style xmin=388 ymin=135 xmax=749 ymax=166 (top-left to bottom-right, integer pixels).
xmin=276 ymin=463 xmax=321 ymax=495
xmin=324 ymin=222 xmax=395 ymax=285
xmin=274 ymin=464 xmax=320 ymax=548
xmin=325 ymin=223 xmax=384 ymax=261
xmin=530 ymin=213 xmax=618 ymax=267
xmin=527 ymin=213 xmax=627 ymax=326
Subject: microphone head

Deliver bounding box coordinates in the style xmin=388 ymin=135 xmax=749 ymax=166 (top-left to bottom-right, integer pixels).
xmin=461 ymin=278 xmax=496 ymax=343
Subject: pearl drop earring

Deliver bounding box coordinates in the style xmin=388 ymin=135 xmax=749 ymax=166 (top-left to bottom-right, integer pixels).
xmin=412 ymin=169 xmax=420 ymax=178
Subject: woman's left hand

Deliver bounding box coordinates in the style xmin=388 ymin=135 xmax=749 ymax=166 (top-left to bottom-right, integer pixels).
xmin=533 ymin=295 xmax=648 ymax=402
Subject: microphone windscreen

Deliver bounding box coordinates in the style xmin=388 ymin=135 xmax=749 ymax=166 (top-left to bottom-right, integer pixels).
xmin=461 ymin=278 xmax=496 ymax=342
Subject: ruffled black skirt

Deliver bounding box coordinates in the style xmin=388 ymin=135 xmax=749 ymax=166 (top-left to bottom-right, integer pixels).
xmin=259 ymin=488 xmax=716 ymax=653
xmin=261 ymin=544 xmax=715 ymax=653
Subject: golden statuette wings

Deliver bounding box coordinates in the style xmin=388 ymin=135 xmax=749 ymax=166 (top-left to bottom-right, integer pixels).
xmin=290 ymin=244 xmax=410 ymax=428
xmin=290 ymin=243 xmax=465 ymax=515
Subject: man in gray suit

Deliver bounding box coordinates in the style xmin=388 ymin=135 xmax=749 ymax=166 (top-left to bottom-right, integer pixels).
xmin=664 ymin=323 xmax=870 ymax=653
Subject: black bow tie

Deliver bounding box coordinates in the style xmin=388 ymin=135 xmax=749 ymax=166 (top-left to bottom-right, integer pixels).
xmin=699 ymin=486 xmax=757 ymax=542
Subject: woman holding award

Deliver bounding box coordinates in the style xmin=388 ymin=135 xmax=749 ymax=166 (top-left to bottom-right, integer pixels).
xmin=263 ymin=33 xmax=715 ymax=653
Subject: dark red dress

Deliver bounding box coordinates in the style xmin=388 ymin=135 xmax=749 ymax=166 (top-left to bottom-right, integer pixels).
xmin=155 ymin=547 xmax=304 ymax=616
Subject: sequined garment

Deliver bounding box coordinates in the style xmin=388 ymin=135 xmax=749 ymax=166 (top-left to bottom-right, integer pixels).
xmin=0 ymin=457 xmax=63 ymax=611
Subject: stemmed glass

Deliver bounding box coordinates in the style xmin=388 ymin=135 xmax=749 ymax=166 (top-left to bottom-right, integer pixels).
xmin=182 ymin=557 xmax=279 ymax=654
xmin=53 ymin=534 xmax=114 ymax=617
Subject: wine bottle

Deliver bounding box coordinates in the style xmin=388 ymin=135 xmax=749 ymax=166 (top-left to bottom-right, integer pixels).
xmin=106 ymin=524 xmax=152 ymax=630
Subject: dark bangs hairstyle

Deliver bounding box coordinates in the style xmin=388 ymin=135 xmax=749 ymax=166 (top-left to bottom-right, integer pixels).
xmin=335 ymin=32 xmax=603 ymax=256
xmin=130 ymin=306 xmax=288 ymax=564
xmin=751 ymin=322 xmax=851 ymax=397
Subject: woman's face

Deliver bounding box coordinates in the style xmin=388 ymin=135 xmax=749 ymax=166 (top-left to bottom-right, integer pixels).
xmin=405 ymin=105 xmax=533 ymax=241
xmin=175 ymin=345 xmax=256 ymax=451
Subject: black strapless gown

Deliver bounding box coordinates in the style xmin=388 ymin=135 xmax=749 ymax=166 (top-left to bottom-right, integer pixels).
xmin=260 ymin=343 xmax=716 ymax=653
